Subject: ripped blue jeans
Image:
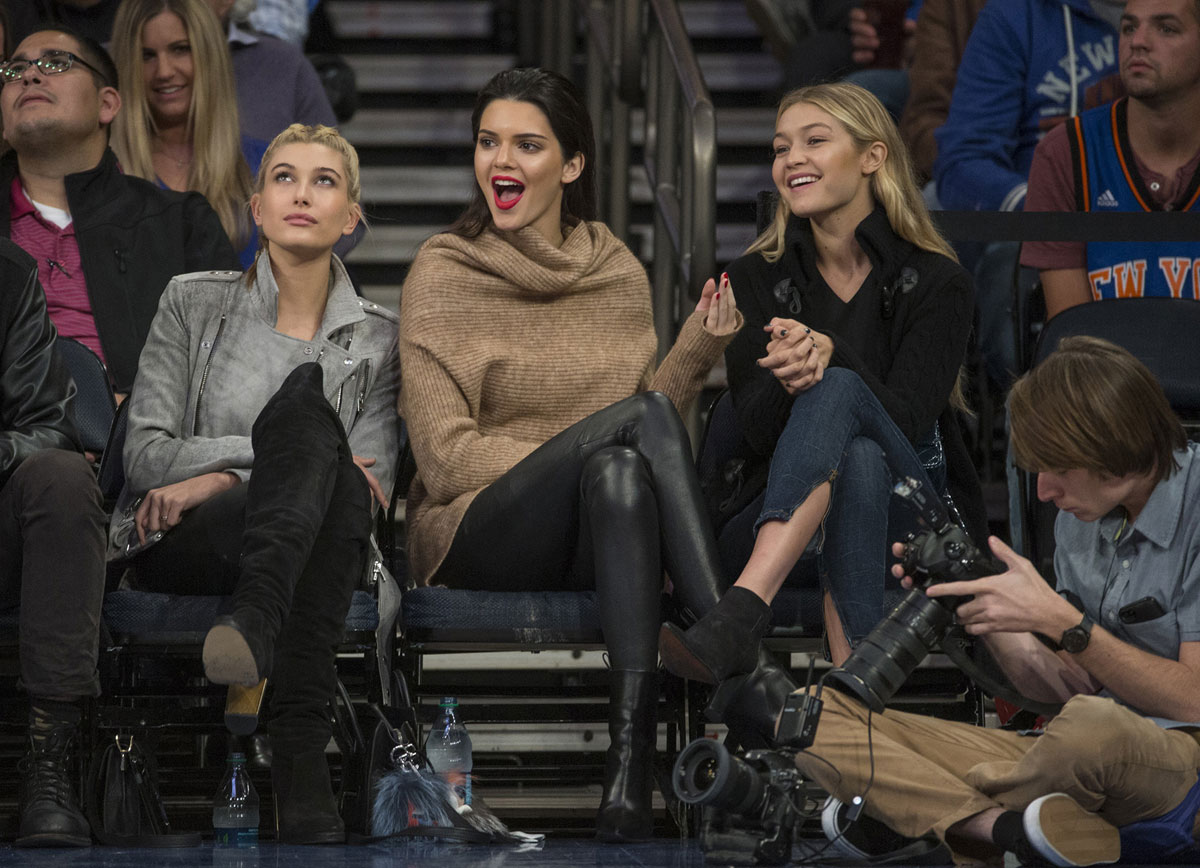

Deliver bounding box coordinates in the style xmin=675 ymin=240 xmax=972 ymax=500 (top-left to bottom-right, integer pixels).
xmin=749 ymin=367 xmax=946 ymax=645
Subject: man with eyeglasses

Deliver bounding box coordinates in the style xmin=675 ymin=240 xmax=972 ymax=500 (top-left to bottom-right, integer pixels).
xmin=0 ymin=28 xmax=238 ymax=397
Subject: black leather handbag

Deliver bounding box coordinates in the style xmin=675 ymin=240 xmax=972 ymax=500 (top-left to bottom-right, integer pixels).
xmin=86 ymin=734 xmax=201 ymax=847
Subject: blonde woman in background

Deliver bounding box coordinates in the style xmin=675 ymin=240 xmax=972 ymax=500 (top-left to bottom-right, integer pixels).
xmin=110 ymin=0 xmax=261 ymax=266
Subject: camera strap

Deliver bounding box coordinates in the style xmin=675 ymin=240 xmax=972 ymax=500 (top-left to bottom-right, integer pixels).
xmin=940 ymin=627 xmax=1064 ymax=719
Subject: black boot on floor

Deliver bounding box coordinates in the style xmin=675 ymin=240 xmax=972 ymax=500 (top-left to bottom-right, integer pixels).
xmin=705 ymin=648 xmax=798 ymax=749
xmin=272 ymin=748 xmax=345 ymax=844
xmin=659 ymin=586 xmax=772 ymax=684
xmin=16 ymin=700 xmax=91 ymax=848
xmin=595 ymin=670 xmax=658 ymax=842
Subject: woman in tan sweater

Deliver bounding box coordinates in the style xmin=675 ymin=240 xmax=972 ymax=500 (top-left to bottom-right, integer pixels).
xmin=399 ymin=68 xmax=741 ymax=841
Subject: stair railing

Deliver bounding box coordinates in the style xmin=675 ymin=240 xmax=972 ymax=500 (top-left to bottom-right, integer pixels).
xmin=579 ymin=0 xmax=717 ymax=359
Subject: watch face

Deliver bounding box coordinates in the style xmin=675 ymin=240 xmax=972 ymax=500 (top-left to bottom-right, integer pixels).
xmin=1061 ymin=627 xmax=1089 ymax=654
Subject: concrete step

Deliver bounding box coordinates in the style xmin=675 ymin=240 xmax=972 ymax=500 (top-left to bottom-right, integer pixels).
xmin=330 ymin=0 xmax=494 ymax=39
xmin=345 ymin=51 xmax=778 ymax=94
xmin=328 ymin=0 xmax=760 ymax=40
xmin=346 ymin=53 xmax=517 ymax=93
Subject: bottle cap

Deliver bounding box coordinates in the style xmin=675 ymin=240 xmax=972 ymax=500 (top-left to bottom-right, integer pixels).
xmin=439 ymin=697 xmax=458 ymax=707
xmin=228 ymin=752 xmax=247 ymax=763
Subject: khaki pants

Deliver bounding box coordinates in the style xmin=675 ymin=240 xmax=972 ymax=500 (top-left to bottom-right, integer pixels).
xmin=796 ymin=690 xmax=1200 ymax=854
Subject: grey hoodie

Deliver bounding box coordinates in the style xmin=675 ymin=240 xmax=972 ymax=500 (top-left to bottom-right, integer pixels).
xmin=113 ymin=252 xmax=399 ymax=550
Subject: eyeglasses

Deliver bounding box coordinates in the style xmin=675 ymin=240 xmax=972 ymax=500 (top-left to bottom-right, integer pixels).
xmin=0 ymin=50 xmax=109 ymax=87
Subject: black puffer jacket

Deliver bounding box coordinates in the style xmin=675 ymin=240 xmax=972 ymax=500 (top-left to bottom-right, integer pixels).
xmin=0 ymin=238 xmax=80 ymax=487
xmin=0 ymin=149 xmax=238 ymax=392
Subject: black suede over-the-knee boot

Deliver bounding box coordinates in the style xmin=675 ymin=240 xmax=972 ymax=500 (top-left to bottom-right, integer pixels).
xmin=267 ymin=416 xmax=370 ymax=845
xmin=203 ymin=363 xmax=345 ymax=687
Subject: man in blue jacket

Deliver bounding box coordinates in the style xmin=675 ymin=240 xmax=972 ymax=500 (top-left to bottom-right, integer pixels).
xmin=933 ymin=0 xmax=1120 ymax=384
xmin=935 ymin=0 xmax=1120 ymax=213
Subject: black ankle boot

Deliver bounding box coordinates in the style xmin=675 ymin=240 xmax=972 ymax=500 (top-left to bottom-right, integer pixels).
xmin=272 ymin=748 xmax=345 ymax=844
xmin=659 ymin=587 xmax=772 ymax=684
xmin=595 ymin=670 xmax=658 ymax=842
xmin=704 ymin=648 xmax=798 ymax=750
xmin=16 ymin=701 xmax=91 ymax=848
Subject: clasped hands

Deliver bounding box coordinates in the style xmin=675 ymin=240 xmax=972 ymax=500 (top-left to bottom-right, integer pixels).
xmin=760 ymin=316 xmax=834 ymax=395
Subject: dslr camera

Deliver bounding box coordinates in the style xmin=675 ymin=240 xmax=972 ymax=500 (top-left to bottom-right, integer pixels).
xmin=672 ymin=737 xmax=807 ymax=866
xmin=824 ymin=476 xmax=1005 ymax=712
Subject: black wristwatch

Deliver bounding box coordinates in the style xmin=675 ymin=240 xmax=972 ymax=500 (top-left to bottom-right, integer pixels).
xmin=1060 ymin=613 xmax=1094 ymax=654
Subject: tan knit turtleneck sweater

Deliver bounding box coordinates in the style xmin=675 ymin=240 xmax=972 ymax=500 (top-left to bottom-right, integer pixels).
xmin=399 ymin=221 xmax=739 ymax=585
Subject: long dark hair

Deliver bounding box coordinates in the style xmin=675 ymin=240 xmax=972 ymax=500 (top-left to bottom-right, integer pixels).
xmin=449 ymin=67 xmax=597 ymax=238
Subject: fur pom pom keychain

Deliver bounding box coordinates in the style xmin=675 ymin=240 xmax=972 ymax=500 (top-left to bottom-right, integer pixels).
xmin=371 ymin=739 xmax=458 ymax=836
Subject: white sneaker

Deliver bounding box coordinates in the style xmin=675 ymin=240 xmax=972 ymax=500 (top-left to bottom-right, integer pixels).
xmin=1021 ymin=793 xmax=1120 ymax=867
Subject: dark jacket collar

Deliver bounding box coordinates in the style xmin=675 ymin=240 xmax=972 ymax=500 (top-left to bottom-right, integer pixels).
xmin=0 ymin=147 xmax=123 ymax=230
xmin=784 ymin=207 xmax=915 ymax=288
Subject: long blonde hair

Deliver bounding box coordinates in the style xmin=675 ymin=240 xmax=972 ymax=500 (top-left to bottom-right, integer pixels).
xmin=748 ymin=82 xmax=955 ymax=264
xmin=110 ymin=0 xmax=252 ymax=248
xmin=245 ymin=123 xmax=363 ymax=284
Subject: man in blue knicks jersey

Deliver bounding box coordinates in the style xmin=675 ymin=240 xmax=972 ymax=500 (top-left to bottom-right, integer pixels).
xmin=1023 ymin=0 xmax=1200 ymax=319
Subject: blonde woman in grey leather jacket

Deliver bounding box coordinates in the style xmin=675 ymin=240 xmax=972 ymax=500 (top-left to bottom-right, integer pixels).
xmin=114 ymin=124 xmax=399 ymax=844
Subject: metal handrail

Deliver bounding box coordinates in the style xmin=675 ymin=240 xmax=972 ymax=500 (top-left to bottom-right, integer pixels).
xmin=580 ymin=0 xmax=717 ymax=359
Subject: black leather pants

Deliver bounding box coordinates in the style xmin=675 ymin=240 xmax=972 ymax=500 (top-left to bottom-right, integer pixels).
xmin=435 ymin=391 xmax=727 ymax=670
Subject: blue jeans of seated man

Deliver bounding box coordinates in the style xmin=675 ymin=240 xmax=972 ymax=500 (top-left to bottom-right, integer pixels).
xmin=744 ymin=367 xmax=945 ymax=645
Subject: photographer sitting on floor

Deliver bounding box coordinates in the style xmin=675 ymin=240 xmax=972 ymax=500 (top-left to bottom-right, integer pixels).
xmin=791 ymin=336 xmax=1200 ymax=866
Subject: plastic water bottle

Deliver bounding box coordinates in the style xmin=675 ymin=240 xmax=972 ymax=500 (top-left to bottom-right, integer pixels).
xmin=213 ymin=752 xmax=259 ymax=847
xmin=424 ymin=696 xmax=473 ymax=805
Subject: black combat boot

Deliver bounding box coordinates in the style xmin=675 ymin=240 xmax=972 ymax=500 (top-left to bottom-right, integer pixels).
xmin=16 ymin=700 xmax=91 ymax=847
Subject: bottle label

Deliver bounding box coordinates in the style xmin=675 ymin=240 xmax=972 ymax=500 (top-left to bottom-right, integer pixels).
xmin=214 ymin=827 xmax=259 ymax=848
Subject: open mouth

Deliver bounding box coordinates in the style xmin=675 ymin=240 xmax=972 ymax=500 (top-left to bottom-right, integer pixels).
xmin=788 ymin=174 xmax=818 ymax=189
xmin=492 ymin=176 xmax=525 ymax=210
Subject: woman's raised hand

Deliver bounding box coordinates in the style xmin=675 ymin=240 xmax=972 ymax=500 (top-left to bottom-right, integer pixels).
xmin=759 ymin=318 xmax=834 ymax=395
xmin=696 ymin=273 xmax=739 ymax=336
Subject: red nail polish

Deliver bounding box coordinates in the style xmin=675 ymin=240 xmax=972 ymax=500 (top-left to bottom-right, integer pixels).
xmin=715 ymin=292 xmax=720 ymax=300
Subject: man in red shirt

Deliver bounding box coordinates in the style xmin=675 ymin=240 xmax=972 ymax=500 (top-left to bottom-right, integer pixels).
xmin=0 ymin=27 xmax=237 ymax=394
xmin=1022 ymin=0 xmax=1200 ymax=319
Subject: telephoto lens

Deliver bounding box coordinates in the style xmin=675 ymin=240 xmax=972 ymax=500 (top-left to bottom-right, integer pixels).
xmin=673 ymin=738 xmax=768 ymax=815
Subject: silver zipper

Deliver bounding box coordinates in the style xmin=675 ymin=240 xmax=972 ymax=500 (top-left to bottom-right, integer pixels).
xmin=335 ymin=331 xmax=355 ymax=414
xmin=193 ymin=314 xmax=227 ymax=435
xmin=357 ymin=359 xmax=371 ymax=414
